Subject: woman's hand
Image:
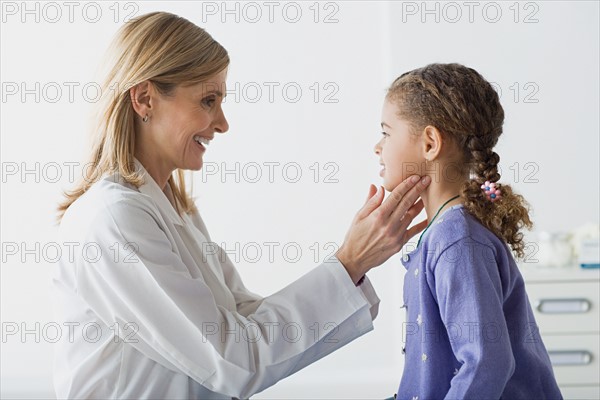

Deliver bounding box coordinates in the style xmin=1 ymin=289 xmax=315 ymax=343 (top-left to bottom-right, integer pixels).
xmin=336 ymin=175 xmax=431 ymax=284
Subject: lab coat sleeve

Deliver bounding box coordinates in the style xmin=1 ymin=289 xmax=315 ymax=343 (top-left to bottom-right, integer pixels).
xmin=429 ymin=238 xmax=515 ymax=399
xmin=75 ymin=198 xmax=379 ymax=398
xmin=216 ymin=243 xmax=379 ymax=320
xmin=189 ymin=210 xmax=379 ymax=320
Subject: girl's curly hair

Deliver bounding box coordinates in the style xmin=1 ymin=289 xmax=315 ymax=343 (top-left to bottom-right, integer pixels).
xmin=387 ymin=63 xmax=532 ymax=259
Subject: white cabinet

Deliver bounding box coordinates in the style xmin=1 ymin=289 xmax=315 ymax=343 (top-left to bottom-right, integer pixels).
xmin=521 ymin=267 xmax=600 ymax=399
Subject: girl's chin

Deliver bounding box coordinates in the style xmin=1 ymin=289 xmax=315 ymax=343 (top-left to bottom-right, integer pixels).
xmin=381 ymin=178 xmax=399 ymax=193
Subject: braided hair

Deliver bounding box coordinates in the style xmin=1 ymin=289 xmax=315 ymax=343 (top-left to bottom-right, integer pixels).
xmin=386 ymin=63 xmax=532 ymax=259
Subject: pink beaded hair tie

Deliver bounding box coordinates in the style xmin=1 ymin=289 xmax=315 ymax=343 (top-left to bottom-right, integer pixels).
xmin=481 ymin=181 xmax=502 ymax=202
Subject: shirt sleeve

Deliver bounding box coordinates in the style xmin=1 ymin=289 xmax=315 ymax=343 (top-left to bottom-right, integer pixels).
xmin=428 ymin=237 xmax=516 ymax=399
xmin=74 ymin=198 xmax=378 ymax=399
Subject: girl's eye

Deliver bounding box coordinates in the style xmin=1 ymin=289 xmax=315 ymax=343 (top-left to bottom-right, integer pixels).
xmin=202 ymin=96 xmax=216 ymax=108
xmin=381 ymin=131 xmax=389 ymax=137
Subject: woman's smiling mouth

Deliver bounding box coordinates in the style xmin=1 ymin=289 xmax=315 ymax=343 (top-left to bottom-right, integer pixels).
xmin=193 ymin=135 xmax=212 ymax=151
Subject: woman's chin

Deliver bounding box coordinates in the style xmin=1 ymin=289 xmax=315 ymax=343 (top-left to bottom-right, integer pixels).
xmin=183 ymin=158 xmax=203 ymax=171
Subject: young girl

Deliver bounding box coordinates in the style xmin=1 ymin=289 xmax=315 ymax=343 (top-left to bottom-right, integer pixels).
xmin=376 ymin=63 xmax=563 ymax=399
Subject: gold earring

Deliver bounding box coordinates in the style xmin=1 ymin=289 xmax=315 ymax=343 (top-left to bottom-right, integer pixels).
xmin=142 ymin=114 xmax=149 ymax=123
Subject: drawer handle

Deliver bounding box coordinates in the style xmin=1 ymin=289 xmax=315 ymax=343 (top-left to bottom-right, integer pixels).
xmin=535 ymin=298 xmax=591 ymax=314
xmin=548 ymin=350 xmax=593 ymax=366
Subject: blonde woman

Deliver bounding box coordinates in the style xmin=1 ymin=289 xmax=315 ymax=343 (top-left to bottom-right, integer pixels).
xmin=53 ymin=12 xmax=430 ymax=399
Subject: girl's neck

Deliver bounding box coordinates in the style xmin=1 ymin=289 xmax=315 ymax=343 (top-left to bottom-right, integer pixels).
xmin=420 ymin=178 xmax=464 ymax=220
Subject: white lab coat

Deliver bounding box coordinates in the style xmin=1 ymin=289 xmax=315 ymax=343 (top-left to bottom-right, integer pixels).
xmin=52 ymin=158 xmax=380 ymax=399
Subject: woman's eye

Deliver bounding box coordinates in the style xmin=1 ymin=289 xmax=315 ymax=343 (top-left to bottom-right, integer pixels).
xmin=202 ymin=96 xmax=216 ymax=108
xmin=381 ymin=131 xmax=389 ymax=137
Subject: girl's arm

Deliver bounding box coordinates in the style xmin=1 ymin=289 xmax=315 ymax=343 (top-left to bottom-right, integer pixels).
xmin=431 ymin=237 xmax=516 ymax=399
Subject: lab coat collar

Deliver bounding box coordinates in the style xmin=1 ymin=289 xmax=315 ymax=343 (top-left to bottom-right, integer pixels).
xmin=133 ymin=157 xmax=185 ymax=226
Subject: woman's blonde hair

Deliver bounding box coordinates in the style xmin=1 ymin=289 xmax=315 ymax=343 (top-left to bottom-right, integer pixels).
xmin=387 ymin=63 xmax=533 ymax=259
xmin=56 ymin=11 xmax=229 ymax=222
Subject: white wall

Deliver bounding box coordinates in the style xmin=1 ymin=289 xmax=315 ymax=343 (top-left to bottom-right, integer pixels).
xmin=1 ymin=1 xmax=598 ymax=398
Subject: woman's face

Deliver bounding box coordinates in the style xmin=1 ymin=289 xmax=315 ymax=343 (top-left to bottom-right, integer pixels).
xmin=138 ymin=69 xmax=229 ymax=177
xmin=374 ymin=100 xmax=424 ymax=191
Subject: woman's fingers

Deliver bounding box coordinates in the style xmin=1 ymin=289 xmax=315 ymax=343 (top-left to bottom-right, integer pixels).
xmin=405 ymin=218 xmax=429 ymax=241
xmin=379 ymin=175 xmax=430 ymax=219
xmin=356 ymin=185 xmax=384 ymax=220
xmin=364 ymin=184 xmax=377 ymax=203
xmin=387 ymin=176 xmax=430 ymax=223
xmin=392 ymin=198 xmax=424 ymax=233
xmin=337 ymin=176 xmax=430 ymax=280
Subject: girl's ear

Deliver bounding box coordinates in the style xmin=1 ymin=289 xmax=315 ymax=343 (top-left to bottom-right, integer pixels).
xmin=422 ymin=125 xmax=443 ymax=161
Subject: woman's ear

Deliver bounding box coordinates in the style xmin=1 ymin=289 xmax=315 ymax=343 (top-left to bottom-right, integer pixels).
xmin=422 ymin=125 xmax=443 ymax=161
xmin=129 ymin=81 xmax=153 ymax=119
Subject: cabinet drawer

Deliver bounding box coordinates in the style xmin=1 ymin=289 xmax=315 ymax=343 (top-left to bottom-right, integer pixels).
xmin=559 ymin=385 xmax=600 ymax=400
xmin=525 ymin=281 xmax=600 ymax=334
xmin=542 ymin=334 xmax=600 ymax=386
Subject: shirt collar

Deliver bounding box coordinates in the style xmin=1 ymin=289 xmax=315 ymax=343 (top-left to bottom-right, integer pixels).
xmin=401 ymin=204 xmax=465 ymax=270
xmin=133 ymin=157 xmax=185 ymax=226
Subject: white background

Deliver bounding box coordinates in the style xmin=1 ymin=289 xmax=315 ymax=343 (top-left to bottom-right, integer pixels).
xmin=1 ymin=1 xmax=598 ymax=398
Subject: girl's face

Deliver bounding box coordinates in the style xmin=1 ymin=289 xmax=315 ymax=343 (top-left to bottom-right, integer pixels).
xmin=374 ymin=100 xmax=425 ymax=191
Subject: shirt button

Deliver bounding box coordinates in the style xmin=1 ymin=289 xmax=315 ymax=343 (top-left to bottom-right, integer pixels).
xmin=402 ymin=254 xmax=410 ymax=262
xmin=414 ymin=268 xmax=419 ymax=276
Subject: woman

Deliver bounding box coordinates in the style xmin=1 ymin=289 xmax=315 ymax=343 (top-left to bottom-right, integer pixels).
xmin=54 ymin=11 xmax=430 ymax=399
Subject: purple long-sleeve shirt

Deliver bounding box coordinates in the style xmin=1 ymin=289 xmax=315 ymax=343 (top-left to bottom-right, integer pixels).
xmin=396 ymin=204 xmax=562 ymax=400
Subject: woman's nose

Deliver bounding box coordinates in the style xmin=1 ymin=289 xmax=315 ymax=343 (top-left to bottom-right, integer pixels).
xmin=215 ymin=108 xmax=229 ymax=134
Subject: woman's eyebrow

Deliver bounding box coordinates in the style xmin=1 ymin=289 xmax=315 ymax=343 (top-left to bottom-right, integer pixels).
xmin=381 ymin=122 xmax=392 ymax=129
xmin=204 ymin=90 xmax=225 ymax=97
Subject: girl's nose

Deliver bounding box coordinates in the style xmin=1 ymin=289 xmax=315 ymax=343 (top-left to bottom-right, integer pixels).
xmin=374 ymin=140 xmax=382 ymax=155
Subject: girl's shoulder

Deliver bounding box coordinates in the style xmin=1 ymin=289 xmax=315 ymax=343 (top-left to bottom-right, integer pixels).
xmin=418 ymin=205 xmax=522 ymax=296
